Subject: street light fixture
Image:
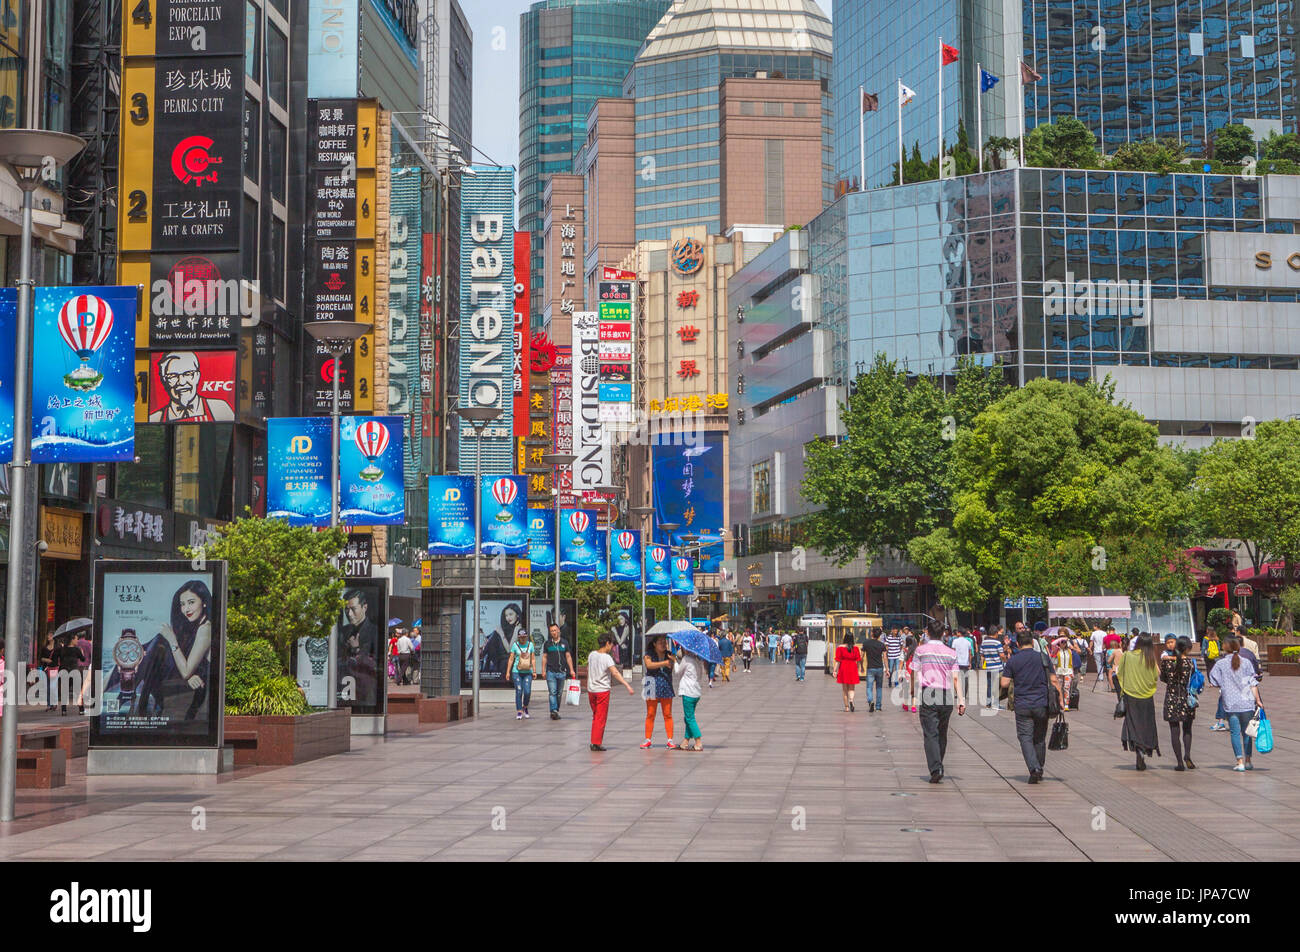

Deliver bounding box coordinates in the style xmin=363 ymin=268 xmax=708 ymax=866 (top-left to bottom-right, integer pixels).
xmin=456 ymin=405 xmax=500 ymax=719
xmin=0 ymin=128 xmax=85 ymax=824
xmin=656 ymin=522 xmax=680 ymax=622
xmin=540 ymin=452 xmax=576 ymax=638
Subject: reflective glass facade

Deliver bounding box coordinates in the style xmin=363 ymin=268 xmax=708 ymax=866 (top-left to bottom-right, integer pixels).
xmin=808 ymin=169 xmax=1300 ymax=390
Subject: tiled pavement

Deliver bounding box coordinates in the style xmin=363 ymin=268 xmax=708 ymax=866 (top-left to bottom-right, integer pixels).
xmin=3 ymin=659 xmax=1299 ymax=861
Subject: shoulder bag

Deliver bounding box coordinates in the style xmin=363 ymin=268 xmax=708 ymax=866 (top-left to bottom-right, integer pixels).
xmin=1041 ymin=651 xmax=1062 ymax=717
xmin=1048 ymin=712 xmax=1070 ymax=750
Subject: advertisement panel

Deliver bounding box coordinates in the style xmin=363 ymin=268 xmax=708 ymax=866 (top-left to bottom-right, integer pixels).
xmin=267 ymin=417 xmax=333 ymax=526
xmin=458 ymin=168 xmax=515 ymax=472
xmin=427 ymin=474 xmax=475 ymax=555
xmin=147 ymin=350 xmax=236 ymax=422
xmin=124 ymin=0 xmax=247 ymax=57
xmin=550 ymin=344 xmax=575 ymax=504
xmin=338 ymin=415 xmax=405 ymax=524
xmin=644 ymin=544 xmax=671 ymax=594
xmin=513 ymin=231 xmax=531 ymax=446
xmin=30 ymin=286 xmax=138 ymax=463
xmin=463 ymin=595 xmax=527 ymax=685
xmin=528 ymin=598 xmax=577 ymax=651
xmin=597 ymin=281 xmax=634 ymax=423
xmin=609 ymin=529 xmax=641 ymax=582
xmin=389 ymin=167 xmax=421 ymax=487
xmin=0 ymin=292 xmax=15 ymax=461
xmin=576 ymin=528 xmax=608 ymax=581
xmin=479 ymin=474 xmax=528 ymax=557
xmin=295 ymin=635 xmax=332 ymax=707
xmin=558 ymin=508 xmax=599 ymax=572
xmin=90 ymin=560 xmax=227 ymax=750
xmin=338 ymin=578 xmax=387 ymax=714
xmin=527 ymin=508 xmax=557 ymax=573
xmin=653 ymin=431 xmax=725 ymax=572
xmin=146 ymin=252 xmax=242 ymax=348
xmin=307 ymin=0 xmax=360 ymax=98
xmin=570 ymin=311 xmax=608 ymax=491
xmin=671 ymin=555 xmax=695 ymax=596
xmin=304 ymin=336 xmax=356 ymax=414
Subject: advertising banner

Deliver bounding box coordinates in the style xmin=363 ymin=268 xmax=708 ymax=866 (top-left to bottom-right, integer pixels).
xmin=338 ymin=415 xmax=404 ymax=524
xmin=653 ymin=431 xmax=725 ymax=572
xmin=427 ymin=474 xmax=475 ymax=555
xmin=513 ymin=231 xmax=531 ymax=446
xmin=671 ymin=555 xmax=695 ymax=596
xmin=528 ymin=598 xmax=577 ymax=652
xmin=570 ymin=311 xmax=608 ymax=490
xmin=307 ymin=0 xmax=360 ymax=98
xmin=147 ymin=350 xmax=237 ymax=422
xmin=463 ymin=595 xmax=527 ymax=685
xmin=644 ymin=544 xmax=671 ymax=594
xmin=389 ymin=167 xmax=421 ymax=487
xmin=304 ymin=337 xmax=356 ymax=414
xmin=609 ymin=529 xmax=641 ymax=582
xmin=527 ymin=508 xmax=557 ymax=573
xmin=479 ymin=474 xmax=528 ymax=556
xmin=30 ymin=286 xmax=138 ymax=463
xmin=90 ymin=560 xmax=227 ymax=750
xmin=295 ymin=635 xmax=332 ymax=707
xmin=597 ymin=281 xmax=634 ymax=423
xmin=577 ymin=528 xmax=608 ymax=581
xmin=146 ymin=252 xmax=242 ymax=348
xmin=124 ymin=0 xmax=247 ymax=57
xmin=559 ymin=508 xmax=599 ymax=572
xmin=550 ymin=344 xmax=575 ymax=504
xmin=338 ymin=578 xmax=387 ymax=714
xmin=0 ymin=292 xmax=15 ymax=461
xmin=267 ymin=417 xmax=333 ymax=526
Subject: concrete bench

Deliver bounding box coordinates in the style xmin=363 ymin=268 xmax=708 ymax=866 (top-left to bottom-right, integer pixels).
xmin=16 ymin=748 xmax=67 ymax=789
xmin=18 ymin=728 xmax=60 ymax=751
xmin=418 ymin=695 xmax=473 ymax=723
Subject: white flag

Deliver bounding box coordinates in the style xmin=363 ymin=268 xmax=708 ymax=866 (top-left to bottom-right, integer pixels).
xmin=899 ymin=82 xmax=916 ymax=106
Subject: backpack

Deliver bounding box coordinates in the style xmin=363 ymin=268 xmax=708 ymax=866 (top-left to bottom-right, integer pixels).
xmin=1205 ymin=640 xmax=1220 ymax=661
xmin=794 ymin=632 xmax=808 ymax=654
xmin=1188 ymin=658 xmax=1205 ymax=694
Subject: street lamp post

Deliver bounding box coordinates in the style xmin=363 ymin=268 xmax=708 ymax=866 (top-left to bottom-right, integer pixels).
xmin=456 ymin=406 xmax=500 ymax=719
xmin=540 ymin=453 xmax=576 ymax=641
xmin=657 ymin=522 xmax=680 ymax=621
xmin=0 ymin=129 xmax=86 ymax=824
xmin=593 ymin=485 xmax=621 ymax=607
xmin=631 ymin=506 xmax=655 ymax=673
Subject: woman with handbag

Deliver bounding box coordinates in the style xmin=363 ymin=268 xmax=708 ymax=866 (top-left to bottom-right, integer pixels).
xmin=1207 ymin=638 xmax=1263 ymax=772
xmin=1158 ymin=636 xmax=1198 ymax=770
xmin=1116 ymin=633 xmax=1161 ymax=771
xmin=506 ymin=629 xmax=537 ymax=720
xmin=640 ymin=634 xmax=676 ymax=749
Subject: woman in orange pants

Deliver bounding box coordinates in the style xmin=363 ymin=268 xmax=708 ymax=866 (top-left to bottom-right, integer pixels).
xmin=641 ymin=634 xmax=676 ymax=749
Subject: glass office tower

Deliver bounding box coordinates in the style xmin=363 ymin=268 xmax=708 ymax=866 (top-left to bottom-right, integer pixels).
xmin=627 ymin=0 xmax=835 ymax=242
xmin=518 ymin=0 xmax=672 ymax=319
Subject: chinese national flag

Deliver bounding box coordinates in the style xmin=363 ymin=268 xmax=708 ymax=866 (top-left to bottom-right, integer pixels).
xmin=941 ymin=43 xmax=959 ymax=65
xmin=861 ymin=90 xmax=879 ymax=113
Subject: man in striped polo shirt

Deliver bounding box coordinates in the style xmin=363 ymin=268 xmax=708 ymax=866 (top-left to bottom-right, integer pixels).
xmin=914 ymin=619 xmax=966 ymax=783
xmin=883 ymin=627 xmax=904 ymax=687
xmin=980 ymin=626 xmax=1007 ymax=710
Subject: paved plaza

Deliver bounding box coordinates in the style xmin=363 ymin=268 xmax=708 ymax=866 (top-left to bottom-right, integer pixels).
xmin=3 ymin=660 xmax=1298 ymax=861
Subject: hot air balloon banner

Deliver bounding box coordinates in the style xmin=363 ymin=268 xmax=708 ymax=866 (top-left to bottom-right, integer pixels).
xmin=480 ymin=474 xmax=527 ymax=556
xmin=338 ymin=415 xmax=405 ymax=525
xmin=528 ymin=510 xmax=556 ymax=573
xmin=610 ymin=529 xmax=641 ymax=582
xmin=644 ymin=545 xmax=671 ymax=594
xmin=670 ymin=553 xmax=695 ymax=596
xmin=267 ymin=417 xmax=333 ymax=527
xmin=559 ymin=508 xmax=599 ymax=572
xmin=31 ymin=286 xmax=137 ymax=462
xmin=427 ymin=474 xmax=476 ymax=556
xmin=577 ymin=530 xmax=608 ymax=581
xmin=0 ymin=292 xmax=16 ymax=463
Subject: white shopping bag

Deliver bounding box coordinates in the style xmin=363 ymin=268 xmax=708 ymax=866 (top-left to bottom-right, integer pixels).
xmin=565 ymin=679 xmax=582 ymax=706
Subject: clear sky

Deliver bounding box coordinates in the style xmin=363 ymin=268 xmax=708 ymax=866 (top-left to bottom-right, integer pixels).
xmin=463 ymin=0 xmax=835 ymax=176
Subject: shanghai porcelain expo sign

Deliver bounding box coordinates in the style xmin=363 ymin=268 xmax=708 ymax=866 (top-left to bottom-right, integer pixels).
xmin=671 ymin=237 xmax=704 ymax=276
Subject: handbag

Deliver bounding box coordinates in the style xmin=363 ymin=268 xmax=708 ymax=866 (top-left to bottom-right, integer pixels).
xmin=1042 ymin=652 xmax=1062 ymax=717
xmin=564 ymin=678 xmax=582 ymax=706
xmin=1245 ymin=711 xmax=1261 ymax=739
xmin=1113 ymin=693 xmax=1127 ymax=719
xmin=1255 ymin=710 xmax=1274 ymax=754
xmin=1048 ymin=713 xmax=1070 ymax=750
xmin=1068 ymin=684 xmax=1080 ymax=711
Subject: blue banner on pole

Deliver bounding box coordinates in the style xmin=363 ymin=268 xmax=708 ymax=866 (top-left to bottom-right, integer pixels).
xmin=0 ymin=292 xmax=14 ymax=462
xmin=670 ymin=554 xmax=695 ymax=596
xmin=609 ymin=528 xmax=640 ymax=582
xmin=427 ymin=474 xmax=476 ymax=555
xmin=652 ymin=432 xmax=724 ymax=572
xmin=577 ymin=528 xmax=607 ymax=581
xmin=559 ymin=508 xmax=599 ymax=572
xmin=480 ymin=474 xmax=528 ymax=556
xmin=338 ymin=415 xmax=405 ymax=525
xmin=528 ymin=508 xmax=556 ymax=572
xmin=644 ymin=544 xmax=671 ymax=594
xmin=29 ymin=286 xmax=137 ymax=462
xmin=267 ymin=417 xmax=334 ymax=526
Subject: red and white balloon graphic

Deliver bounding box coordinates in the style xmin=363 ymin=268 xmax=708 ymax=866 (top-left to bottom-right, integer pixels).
xmin=355 ymin=420 xmax=389 ymax=481
xmin=675 ymin=558 xmax=691 ymax=573
xmin=568 ymin=510 xmax=590 ymax=545
xmin=58 ymin=294 xmax=115 ymax=391
xmin=492 ymin=478 xmax=518 ymax=507
xmin=617 ymin=531 xmax=635 ymax=557
xmin=650 ymin=546 xmax=667 ymax=563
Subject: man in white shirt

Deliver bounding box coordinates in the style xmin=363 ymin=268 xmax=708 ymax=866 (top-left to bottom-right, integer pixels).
xmin=586 ymin=633 xmax=633 ymax=751
xmin=1090 ymin=628 xmax=1107 ymax=683
xmin=780 ymin=631 xmax=793 ymax=663
xmin=952 ymin=629 xmax=976 ymax=705
xmin=395 ymin=629 xmax=415 ymax=685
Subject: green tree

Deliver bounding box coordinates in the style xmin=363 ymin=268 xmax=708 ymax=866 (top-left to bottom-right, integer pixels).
xmin=1107 ymin=137 xmax=1187 ymax=173
xmin=1211 ymin=123 xmax=1256 ymax=164
xmin=1025 ymin=117 xmax=1102 ymax=169
xmin=185 ymin=513 xmax=347 ymax=670
xmin=984 ymin=135 xmax=1020 ymax=170
xmin=1263 ymin=131 xmax=1300 ymax=163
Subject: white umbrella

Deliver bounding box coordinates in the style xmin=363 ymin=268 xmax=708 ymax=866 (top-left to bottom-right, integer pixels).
xmin=52 ymin=617 xmax=92 ymax=639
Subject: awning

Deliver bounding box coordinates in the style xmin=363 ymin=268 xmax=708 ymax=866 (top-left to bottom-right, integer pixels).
xmin=1046 ymin=596 xmax=1131 ymax=619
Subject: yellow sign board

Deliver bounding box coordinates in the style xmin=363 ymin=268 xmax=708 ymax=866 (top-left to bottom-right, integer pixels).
xmin=421 ymin=561 xmax=432 ymax=588
xmin=40 ymin=507 xmax=84 ymax=560
xmin=514 ymin=560 xmax=531 ymax=587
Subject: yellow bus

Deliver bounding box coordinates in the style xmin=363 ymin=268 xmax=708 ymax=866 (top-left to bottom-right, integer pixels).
xmin=826 ymin=611 xmax=884 ymax=647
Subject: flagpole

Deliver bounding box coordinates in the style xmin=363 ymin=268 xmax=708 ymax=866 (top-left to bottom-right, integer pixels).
xmin=1018 ymin=60 xmax=1026 ymax=168
xmin=897 ymin=78 xmax=904 ymax=185
xmin=977 ymin=62 xmax=983 ymax=174
xmin=937 ymin=36 xmax=943 ymax=178
xmin=859 ymin=84 xmax=866 ymax=191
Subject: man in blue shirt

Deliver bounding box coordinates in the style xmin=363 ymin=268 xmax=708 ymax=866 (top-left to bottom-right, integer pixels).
xmin=1001 ymin=629 xmax=1061 ymax=784
xmin=767 ymin=629 xmax=779 ymax=663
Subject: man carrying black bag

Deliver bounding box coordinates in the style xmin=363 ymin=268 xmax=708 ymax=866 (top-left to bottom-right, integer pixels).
xmin=1001 ymin=629 xmax=1061 ymax=784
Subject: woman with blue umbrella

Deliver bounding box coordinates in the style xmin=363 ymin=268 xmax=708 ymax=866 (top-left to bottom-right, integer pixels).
xmin=651 ymin=621 xmax=720 ymax=752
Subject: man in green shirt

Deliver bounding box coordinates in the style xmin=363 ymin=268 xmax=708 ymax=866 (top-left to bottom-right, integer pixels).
xmin=540 ymin=624 xmax=577 ymax=720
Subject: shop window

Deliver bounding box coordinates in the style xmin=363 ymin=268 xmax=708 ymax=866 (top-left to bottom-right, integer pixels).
xmin=172 ymin=424 xmax=233 ymax=520
xmin=116 ymin=426 xmax=169 ymax=510
xmin=752 ymin=459 xmax=771 ymax=516
xmin=266 ymin=23 xmax=287 ymax=108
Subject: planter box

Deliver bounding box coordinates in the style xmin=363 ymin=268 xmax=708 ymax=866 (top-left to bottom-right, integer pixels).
xmin=1265 ymin=642 xmax=1300 ymax=663
xmin=1266 ymin=662 xmax=1300 ymax=677
xmin=223 ymin=708 xmax=351 ymax=767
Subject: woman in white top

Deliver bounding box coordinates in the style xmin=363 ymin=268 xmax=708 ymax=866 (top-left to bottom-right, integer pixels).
xmin=674 ymin=647 xmax=707 ymax=751
xmin=1207 ymin=638 xmax=1263 ymax=772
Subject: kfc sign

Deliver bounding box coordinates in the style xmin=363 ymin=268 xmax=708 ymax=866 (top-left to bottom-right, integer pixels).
xmin=148 ymin=350 xmax=237 ymax=423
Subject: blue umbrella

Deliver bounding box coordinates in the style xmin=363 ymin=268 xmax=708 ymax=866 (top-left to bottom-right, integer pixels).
xmin=388 ymin=618 xmax=405 ymax=628
xmin=652 ymin=620 xmax=722 ymax=663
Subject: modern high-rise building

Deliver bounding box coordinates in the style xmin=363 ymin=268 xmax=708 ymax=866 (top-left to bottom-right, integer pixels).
xmin=519 ymin=0 xmax=673 ymax=324
xmin=421 ymin=0 xmax=474 ymax=158
xmin=834 ymin=0 xmax=1300 ymax=192
xmin=626 ymin=0 xmax=835 ymax=242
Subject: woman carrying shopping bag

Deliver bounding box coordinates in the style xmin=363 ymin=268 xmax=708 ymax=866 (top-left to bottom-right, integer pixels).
xmin=1207 ymin=638 xmax=1263 ymax=772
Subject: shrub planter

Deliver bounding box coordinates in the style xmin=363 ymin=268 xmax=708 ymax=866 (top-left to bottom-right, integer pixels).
xmin=223 ymin=708 xmax=351 ymax=767
xmin=1266 ymin=662 xmax=1300 ymax=677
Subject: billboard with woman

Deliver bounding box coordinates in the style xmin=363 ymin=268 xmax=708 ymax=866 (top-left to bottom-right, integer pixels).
xmin=90 ymin=560 xmax=227 ymax=750
xmin=462 ymin=596 xmax=528 ymax=685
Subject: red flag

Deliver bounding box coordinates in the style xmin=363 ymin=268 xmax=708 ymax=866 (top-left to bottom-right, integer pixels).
xmin=941 ymin=43 xmax=959 ymax=65
xmin=1020 ymin=59 xmax=1041 ymax=83
xmin=861 ymin=90 xmax=879 ymax=113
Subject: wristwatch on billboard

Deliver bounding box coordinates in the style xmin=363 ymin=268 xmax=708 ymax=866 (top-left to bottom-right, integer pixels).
xmin=112 ymin=629 xmax=144 ymax=710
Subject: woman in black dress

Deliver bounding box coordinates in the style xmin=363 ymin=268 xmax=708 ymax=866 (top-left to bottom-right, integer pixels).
xmin=1158 ymin=636 xmax=1197 ymax=770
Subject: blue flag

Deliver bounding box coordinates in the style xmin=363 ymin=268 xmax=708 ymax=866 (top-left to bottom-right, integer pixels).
xmin=979 ymin=68 xmax=999 ymax=92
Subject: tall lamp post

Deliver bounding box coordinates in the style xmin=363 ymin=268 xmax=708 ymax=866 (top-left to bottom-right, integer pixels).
xmin=0 ymin=129 xmax=86 ymax=824
xmin=592 ymin=485 xmax=622 ymax=605
xmin=630 ymin=506 xmax=655 ymax=673
xmin=456 ymin=406 xmax=500 ymax=719
xmin=540 ymin=452 xmax=576 ymax=638
xmin=657 ymin=522 xmax=680 ymax=620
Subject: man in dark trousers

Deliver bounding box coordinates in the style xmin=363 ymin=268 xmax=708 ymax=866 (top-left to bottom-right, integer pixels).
xmin=913 ymin=620 xmax=966 ymax=783
xmin=1001 ymin=629 xmax=1061 ymax=784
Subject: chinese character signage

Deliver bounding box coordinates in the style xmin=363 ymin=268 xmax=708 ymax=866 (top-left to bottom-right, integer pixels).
xmin=26 ymin=287 xmax=138 ymax=463
xmin=653 ymin=432 xmax=725 ymax=572
xmin=341 ymin=534 xmax=373 ymax=577
xmin=609 ymin=529 xmax=641 ymax=582
xmin=267 ymin=417 xmax=333 ymax=526
xmin=550 ymin=344 xmax=575 ymax=504
xmin=480 ymin=474 xmax=528 ymax=557
xmin=570 ymin=312 xmax=609 ymax=491
xmin=124 ymin=0 xmax=246 ymax=58
xmin=339 ymin=416 xmax=405 ymax=525
xmin=89 ymin=560 xmax=227 ymax=751
xmin=644 ymin=545 xmax=671 ymax=594
xmin=528 ymin=508 xmax=556 ymax=572
xmin=427 ymin=474 xmax=476 ymax=556
xmin=513 ymin=231 xmax=531 ymax=447
xmin=559 ymin=508 xmax=599 ymax=572
xmin=597 ymin=281 xmax=634 ymax=422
